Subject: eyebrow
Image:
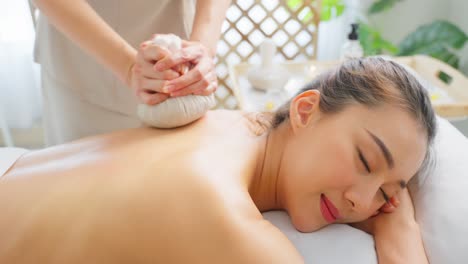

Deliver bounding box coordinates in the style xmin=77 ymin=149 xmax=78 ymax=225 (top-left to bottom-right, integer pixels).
xmin=366 ymin=130 xmax=395 ymax=170
xmin=366 ymin=130 xmax=407 ymax=190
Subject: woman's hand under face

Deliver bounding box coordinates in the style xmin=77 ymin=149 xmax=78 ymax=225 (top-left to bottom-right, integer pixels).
xmin=350 ymin=189 xmax=416 ymax=236
xmin=128 ymin=39 xmax=182 ymax=105
xmin=153 ymin=40 xmax=218 ymax=97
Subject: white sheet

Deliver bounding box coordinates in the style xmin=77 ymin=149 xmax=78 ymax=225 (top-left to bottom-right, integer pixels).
xmin=0 ymin=147 xmax=28 ymax=177
xmin=264 ymin=211 xmax=377 ymax=264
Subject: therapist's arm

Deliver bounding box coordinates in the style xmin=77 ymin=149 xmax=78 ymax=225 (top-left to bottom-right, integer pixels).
xmin=190 ymin=0 xmax=231 ymax=56
xmin=33 ymin=0 xmax=136 ymax=86
xmin=152 ymin=0 xmax=231 ymax=97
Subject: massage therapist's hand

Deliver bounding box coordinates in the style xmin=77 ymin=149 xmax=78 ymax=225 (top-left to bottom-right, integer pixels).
xmin=128 ymin=40 xmax=182 ymax=105
xmin=153 ymin=40 xmax=218 ymax=97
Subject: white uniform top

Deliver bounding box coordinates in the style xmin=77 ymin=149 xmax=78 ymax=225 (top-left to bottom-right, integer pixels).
xmin=34 ymin=0 xmax=196 ymax=117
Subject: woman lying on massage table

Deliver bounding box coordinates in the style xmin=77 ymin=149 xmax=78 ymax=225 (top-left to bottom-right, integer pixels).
xmin=0 ymin=57 xmax=435 ymax=263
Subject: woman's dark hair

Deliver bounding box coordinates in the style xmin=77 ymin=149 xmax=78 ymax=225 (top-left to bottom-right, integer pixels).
xmin=272 ymin=57 xmax=437 ymax=179
xmin=272 ymin=57 xmax=436 ymax=145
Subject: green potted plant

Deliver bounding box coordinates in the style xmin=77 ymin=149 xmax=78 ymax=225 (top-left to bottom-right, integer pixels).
xmin=287 ymin=0 xmax=468 ymax=70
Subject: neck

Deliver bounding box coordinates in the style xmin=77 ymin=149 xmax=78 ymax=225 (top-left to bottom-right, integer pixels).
xmin=248 ymin=115 xmax=290 ymax=212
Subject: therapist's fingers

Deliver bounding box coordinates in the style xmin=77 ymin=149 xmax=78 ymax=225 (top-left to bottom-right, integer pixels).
xmin=162 ymin=56 xmax=214 ymax=94
xmin=137 ymin=59 xmax=180 ymax=80
xmin=170 ymin=80 xmax=217 ymax=97
xmin=154 ymin=45 xmax=204 ymax=71
xmin=192 ymin=81 xmax=217 ymax=96
xmin=154 ymin=39 xmax=214 ymax=72
xmin=162 ymin=67 xmax=203 ymax=93
xmin=170 ymin=70 xmax=217 ymax=97
xmin=171 ymin=70 xmax=217 ymax=96
xmin=136 ymin=90 xmax=169 ymax=105
xmin=140 ymin=41 xmax=171 ymax=63
xmin=140 ymin=78 xmax=169 ymax=93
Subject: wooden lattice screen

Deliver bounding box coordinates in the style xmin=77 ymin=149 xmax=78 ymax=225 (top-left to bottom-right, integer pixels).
xmin=214 ymin=0 xmax=321 ymax=109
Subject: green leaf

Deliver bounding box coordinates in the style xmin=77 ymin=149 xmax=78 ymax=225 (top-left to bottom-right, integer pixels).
xmin=358 ymin=22 xmax=398 ymax=56
xmin=368 ymin=0 xmax=403 ymax=15
xmin=287 ymin=0 xmax=345 ymax=22
xmin=321 ymin=0 xmax=345 ymax=21
xmin=397 ymin=20 xmax=468 ymax=68
xmin=287 ymin=0 xmax=302 ymax=11
xmin=379 ymin=38 xmax=399 ymax=54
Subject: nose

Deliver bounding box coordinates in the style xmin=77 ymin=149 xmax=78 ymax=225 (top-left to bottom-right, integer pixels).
xmin=344 ymin=184 xmax=380 ymax=215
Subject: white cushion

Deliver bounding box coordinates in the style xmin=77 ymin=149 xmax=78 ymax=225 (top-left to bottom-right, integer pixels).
xmin=264 ymin=211 xmax=377 ymax=264
xmin=0 ymin=147 xmax=28 ymax=177
xmin=410 ymin=117 xmax=468 ymax=264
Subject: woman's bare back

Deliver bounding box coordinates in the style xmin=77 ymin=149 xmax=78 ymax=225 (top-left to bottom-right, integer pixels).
xmin=0 ymin=110 xmax=283 ymax=263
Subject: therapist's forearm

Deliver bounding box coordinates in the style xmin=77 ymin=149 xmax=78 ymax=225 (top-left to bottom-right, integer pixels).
xmin=190 ymin=0 xmax=231 ymax=56
xmin=33 ymin=0 xmax=136 ymax=86
xmin=375 ymin=221 xmax=429 ymax=264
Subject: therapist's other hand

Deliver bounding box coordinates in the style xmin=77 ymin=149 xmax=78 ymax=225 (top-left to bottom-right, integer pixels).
xmin=154 ymin=40 xmax=218 ymax=97
xmin=129 ymin=41 xmax=180 ymax=105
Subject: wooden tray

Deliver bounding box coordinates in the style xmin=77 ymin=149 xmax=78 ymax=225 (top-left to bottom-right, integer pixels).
xmin=229 ymin=55 xmax=468 ymax=118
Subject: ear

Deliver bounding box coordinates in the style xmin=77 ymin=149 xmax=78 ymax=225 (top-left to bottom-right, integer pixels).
xmin=289 ymin=90 xmax=321 ymax=133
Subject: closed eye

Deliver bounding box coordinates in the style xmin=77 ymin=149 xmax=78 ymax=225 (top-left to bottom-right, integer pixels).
xmin=380 ymin=188 xmax=390 ymax=203
xmin=358 ymin=147 xmax=390 ymax=203
xmin=358 ymin=148 xmax=370 ymax=173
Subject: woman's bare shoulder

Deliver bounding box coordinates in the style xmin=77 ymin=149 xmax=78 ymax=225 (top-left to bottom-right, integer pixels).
xmin=168 ymin=172 xmax=303 ymax=263
xmin=201 ymin=205 xmax=304 ymax=264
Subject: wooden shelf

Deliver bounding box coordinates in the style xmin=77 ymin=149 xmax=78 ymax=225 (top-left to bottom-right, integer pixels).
xmin=229 ymin=55 xmax=468 ymax=118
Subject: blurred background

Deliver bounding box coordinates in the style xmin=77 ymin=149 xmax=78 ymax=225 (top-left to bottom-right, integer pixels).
xmin=1 ymin=0 xmax=467 ymax=148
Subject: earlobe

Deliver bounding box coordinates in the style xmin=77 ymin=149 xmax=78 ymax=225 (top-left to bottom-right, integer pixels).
xmin=289 ymin=90 xmax=321 ymax=132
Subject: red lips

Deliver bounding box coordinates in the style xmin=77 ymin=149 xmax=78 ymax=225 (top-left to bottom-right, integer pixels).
xmin=320 ymin=194 xmax=341 ymax=223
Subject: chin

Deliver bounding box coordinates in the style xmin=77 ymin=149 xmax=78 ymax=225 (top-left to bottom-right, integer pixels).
xmin=289 ymin=214 xmax=325 ymax=233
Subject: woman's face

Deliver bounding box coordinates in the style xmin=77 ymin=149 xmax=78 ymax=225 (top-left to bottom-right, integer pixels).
xmin=280 ymin=91 xmax=427 ymax=232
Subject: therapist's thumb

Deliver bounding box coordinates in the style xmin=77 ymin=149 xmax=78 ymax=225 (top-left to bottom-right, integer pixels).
xmin=140 ymin=41 xmax=171 ymax=63
xmin=154 ymin=48 xmax=200 ymax=71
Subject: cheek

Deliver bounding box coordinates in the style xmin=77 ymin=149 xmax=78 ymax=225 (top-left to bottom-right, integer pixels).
xmin=283 ymin=135 xmax=358 ymax=196
xmin=282 ymin=137 xmax=359 ymax=231
xmin=309 ymin=139 xmax=357 ymax=189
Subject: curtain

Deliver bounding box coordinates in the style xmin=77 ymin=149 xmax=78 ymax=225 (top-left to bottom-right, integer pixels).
xmin=0 ymin=0 xmax=41 ymax=129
